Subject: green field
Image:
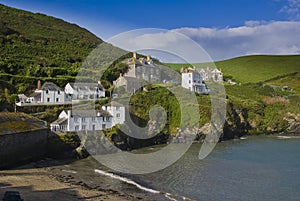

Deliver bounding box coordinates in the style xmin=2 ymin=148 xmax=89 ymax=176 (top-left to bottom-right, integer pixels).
xmin=165 ymin=55 xmax=300 ymax=83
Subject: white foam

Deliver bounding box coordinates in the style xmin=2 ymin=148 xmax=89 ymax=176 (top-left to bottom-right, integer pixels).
xmin=62 ymin=169 xmax=77 ymax=174
xmin=94 ymin=169 xmax=160 ymax=194
xmin=165 ymin=193 xmax=178 ymax=201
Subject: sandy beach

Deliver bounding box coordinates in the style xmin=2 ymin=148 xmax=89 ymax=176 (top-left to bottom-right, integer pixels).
xmin=0 ymin=160 xmax=151 ymax=201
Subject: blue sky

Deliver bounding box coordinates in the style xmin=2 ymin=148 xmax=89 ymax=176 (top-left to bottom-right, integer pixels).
xmin=1 ymin=0 xmax=300 ymax=61
xmin=0 ymin=0 xmax=292 ymax=39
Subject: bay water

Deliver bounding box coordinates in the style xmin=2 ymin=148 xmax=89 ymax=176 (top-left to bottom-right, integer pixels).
xmin=58 ymin=136 xmax=300 ymax=201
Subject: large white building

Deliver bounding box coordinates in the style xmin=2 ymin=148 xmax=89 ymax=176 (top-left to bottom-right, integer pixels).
xmin=50 ymin=101 xmax=125 ymax=132
xmin=181 ymin=67 xmax=210 ymax=94
xmin=17 ymin=81 xmax=106 ymax=106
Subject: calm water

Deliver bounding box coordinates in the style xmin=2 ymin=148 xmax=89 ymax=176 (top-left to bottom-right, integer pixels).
xmin=59 ymin=136 xmax=300 ymax=201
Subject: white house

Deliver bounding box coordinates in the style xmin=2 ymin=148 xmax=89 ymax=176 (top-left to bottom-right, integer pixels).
xmin=181 ymin=67 xmax=210 ymax=94
xmin=102 ymin=101 xmax=125 ymax=126
xmin=17 ymin=81 xmax=66 ymax=106
xmin=198 ymin=67 xmax=223 ymax=82
xmin=50 ymin=102 xmax=125 ymax=132
xmin=65 ymin=82 xmax=105 ymax=101
xmin=17 ymin=81 xmax=106 ymax=106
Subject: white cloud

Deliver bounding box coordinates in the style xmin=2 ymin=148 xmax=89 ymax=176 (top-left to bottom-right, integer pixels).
xmin=108 ymin=21 xmax=300 ymax=62
xmin=280 ymin=0 xmax=300 ymax=20
xmin=172 ymin=21 xmax=300 ymax=61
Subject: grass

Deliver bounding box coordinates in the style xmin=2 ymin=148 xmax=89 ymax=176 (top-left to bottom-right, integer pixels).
xmin=165 ymin=55 xmax=300 ymax=84
xmin=0 ymin=112 xmax=46 ymax=134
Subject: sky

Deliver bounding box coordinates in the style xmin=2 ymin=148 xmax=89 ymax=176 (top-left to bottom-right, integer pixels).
xmin=1 ymin=0 xmax=300 ymax=61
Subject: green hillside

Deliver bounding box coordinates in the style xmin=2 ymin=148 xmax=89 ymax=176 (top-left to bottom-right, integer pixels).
xmin=166 ymin=55 xmax=300 ymax=83
xmin=0 ymin=4 xmax=102 ymax=92
xmin=216 ymin=55 xmax=300 ymax=83
xmin=0 ymin=4 xmax=105 ymax=110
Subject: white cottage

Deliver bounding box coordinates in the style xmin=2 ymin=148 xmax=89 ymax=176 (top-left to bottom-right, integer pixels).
xmin=65 ymin=82 xmax=105 ymax=101
xmin=17 ymin=81 xmax=66 ymax=106
xmin=102 ymin=101 xmax=125 ymax=126
xmin=50 ymin=102 xmax=125 ymax=132
xmin=181 ymin=68 xmax=210 ymax=94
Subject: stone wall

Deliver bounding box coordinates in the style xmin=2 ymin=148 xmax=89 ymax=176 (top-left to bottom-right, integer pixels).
xmin=0 ymin=129 xmax=48 ymax=169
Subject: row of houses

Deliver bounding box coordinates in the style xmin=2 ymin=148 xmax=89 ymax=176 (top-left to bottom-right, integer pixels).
xmin=50 ymin=101 xmax=125 ymax=132
xmin=17 ymin=81 xmax=105 ymax=106
xmin=113 ymin=52 xmax=223 ymax=95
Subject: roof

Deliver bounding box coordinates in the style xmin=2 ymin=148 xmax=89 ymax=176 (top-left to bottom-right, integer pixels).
xmin=71 ymin=109 xmax=112 ymax=117
xmin=103 ymin=101 xmax=124 ymax=107
xmin=0 ymin=112 xmax=46 ymax=135
xmin=51 ymin=118 xmax=67 ymax=125
xmin=41 ymin=82 xmax=61 ymax=91
xmin=68 ymin=82 xmax=104 ymax=90
xmin=29 ymin=92 xmax=41 ymax=98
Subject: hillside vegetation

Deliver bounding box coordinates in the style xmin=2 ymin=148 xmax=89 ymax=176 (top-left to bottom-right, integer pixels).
xmin=166 ymin=55 xmax=300 ymax=83
xmin=0 ymin=4 xmax=104 ymax=109
xmin=1 ymin=4 xmax=300 ymax=141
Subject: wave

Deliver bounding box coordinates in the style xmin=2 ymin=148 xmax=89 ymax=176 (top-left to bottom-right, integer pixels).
xmin=277 ymin=136 xmax=300 ymax=139
xmin=94 ymin=169 xmax=190 ymax=201
xmin=94 ymin=169 xmax=160 ymax=194
xmin=62 ymin=169 xmax=77 ymax=174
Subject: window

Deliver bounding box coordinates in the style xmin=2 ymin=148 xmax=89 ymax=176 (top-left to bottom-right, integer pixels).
xmin=116 ymin=113 xmax=120 ymax=118
xmin=74 ymin=117 xmax=78 ymax=123
xmin=82 ymin=125 xmax=86 ymax=130
xmin=58 ymin=90 xmax=60 ymax=94
xmin=75 ymin=125 xmax=79 ymax=131
xmin=189 ymin=74 xmax=191 ymax=78
xmin=102 ymin=124 xmax=106 ymax=129
xmin=116 ymin=106 xmax=120 ymax=111
xmin=92 ymin=117 xmax=96 ymax=122
xmin=56 ymin=98 xmax=59 ymax=102
xmin=46 ymin=90 xmax=49 ymax=94
xmin=92 ymin=125 xmax=96 ymax=130
xmin=189 ymin=80 xmax=191 ymax=84
xmin=82 ymin=117 xmax=85 ymax=122
xmin=106 ymin=117 xmax=110 ymax=121
xmin=47 ymin=98 xmax=50 ymax=102
xmin=102 ymin=116 xmax=105 ymax=122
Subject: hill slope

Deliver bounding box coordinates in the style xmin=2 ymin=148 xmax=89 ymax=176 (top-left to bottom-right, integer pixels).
xmin=0 ymin=4 xmax=107 ymax=109
xmin=0 ymin=4 xmax=102 ymax=92
xmin=215 ymin=55 xmax=300 ymax=83
xmin=166 ymin=55 xmax=300 ymax=83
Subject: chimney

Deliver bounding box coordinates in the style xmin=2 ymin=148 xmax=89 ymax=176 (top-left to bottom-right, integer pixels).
xmin=147 ymin=55 xmax=151 ymax=61
xmin=133 ymin=52 xmax=137 ymax=59
xmin=37 ymin=80 xmax=41 ymax=90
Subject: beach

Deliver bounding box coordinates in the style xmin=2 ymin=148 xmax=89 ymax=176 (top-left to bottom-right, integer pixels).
xmin=0 ymin=159 xmax=152 ymax=201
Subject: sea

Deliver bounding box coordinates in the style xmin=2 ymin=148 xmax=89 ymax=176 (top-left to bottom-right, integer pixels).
xmin=57 ymin=135 xmax=300 ymax=201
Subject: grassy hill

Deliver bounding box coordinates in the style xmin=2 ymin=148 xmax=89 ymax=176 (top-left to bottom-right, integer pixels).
xmin=215 ymin=55 xmax=300 ymax=83
xmin=166 ymin=55 xmax=300 ymax=83
xmin=0 ymin=4 xmax=106 ymax=110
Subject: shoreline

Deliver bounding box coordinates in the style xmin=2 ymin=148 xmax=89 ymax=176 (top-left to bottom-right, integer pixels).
xmin=0 ymin=159 xmax=155 ymax=201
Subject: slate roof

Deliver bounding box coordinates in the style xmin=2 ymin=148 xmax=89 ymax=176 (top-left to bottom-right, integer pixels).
xmin=68 ymin=82 xmax=104 ymax=91
xmin=41 ymin=82 xmax=61 ymax=91
xmin=71 ymin=109 xmax=112 ymax=117
xmin=51 ymin=118 xmax=68 ymax=125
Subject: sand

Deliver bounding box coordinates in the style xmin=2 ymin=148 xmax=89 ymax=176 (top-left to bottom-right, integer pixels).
xmin=0 ymin=162 xmax=149 ymax=201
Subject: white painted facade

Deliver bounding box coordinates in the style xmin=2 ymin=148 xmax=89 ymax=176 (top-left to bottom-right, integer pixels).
xmin=17 ymin=82 xmax=106 ymax=106
xmin=50 ymin=102 xmax=125 ymax=132
xmin=17 ymin=82 xmax=66 ymax=106
xmin=181 ymin=71 xmax=210 ymax=94
xmin=65 ymin=82 xmax=105 ymax=101
xmin=102 ymin=101 xmax=126 ymax=126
